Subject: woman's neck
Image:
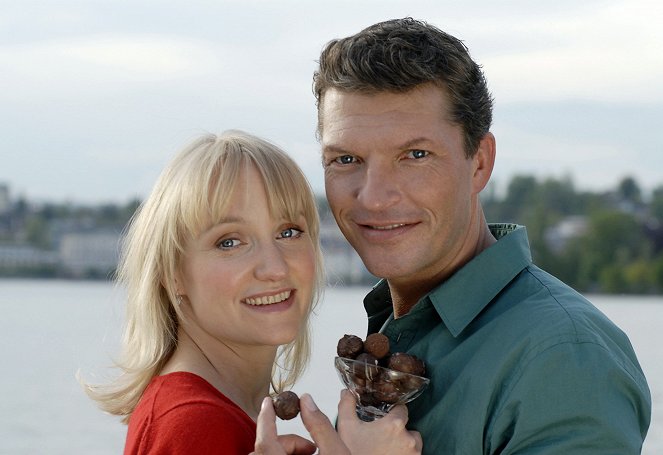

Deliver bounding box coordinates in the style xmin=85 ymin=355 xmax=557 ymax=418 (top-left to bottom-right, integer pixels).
xmin=162 ymin=328 xmax=276 ymax=421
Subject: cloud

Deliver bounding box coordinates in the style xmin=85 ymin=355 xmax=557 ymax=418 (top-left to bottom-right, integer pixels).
xmin=0 ymin=34 xmax=224 ymax=100
xmin=481 ymin=3 xmax=663 ymax=103
xmin=1 ymin=0 xmax=661 ymax=203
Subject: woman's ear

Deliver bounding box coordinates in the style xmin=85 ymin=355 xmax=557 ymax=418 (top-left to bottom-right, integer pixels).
xmin=162 ymin=268 xmax=185 ymax=298
xmin=472 ymin=132 xmax=496 ymax=194
xmin=173 ymin=274 xmax=184 ymax=297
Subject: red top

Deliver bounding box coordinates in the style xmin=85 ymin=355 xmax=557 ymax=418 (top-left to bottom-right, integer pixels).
xmin=124 ymin=371 xmax=257 ymax=454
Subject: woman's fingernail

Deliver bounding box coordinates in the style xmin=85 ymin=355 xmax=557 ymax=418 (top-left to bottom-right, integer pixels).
xmin=261 ymin=396 xmax=272 ymax=410
xmin=301 ymin=393 xmax=319 ymax=412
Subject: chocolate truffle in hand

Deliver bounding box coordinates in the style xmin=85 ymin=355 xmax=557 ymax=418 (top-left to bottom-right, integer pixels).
xmin=363 ymin=333 xmax=390 ymax=359
xmin=387 ymin=352 xmax=426 ymax=377
xmin=273 ymin=391 xmax=300 ymax=420
xmin=337 ymin=334 xmax=364 ymax=359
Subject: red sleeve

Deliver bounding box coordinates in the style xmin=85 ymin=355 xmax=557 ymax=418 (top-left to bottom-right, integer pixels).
xmin=131 ymin=402 xmax=256 ymax=455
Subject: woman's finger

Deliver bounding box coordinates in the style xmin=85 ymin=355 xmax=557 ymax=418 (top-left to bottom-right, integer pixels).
xmin=299 ymin=393 xmax=351 ymax=454
xmin=275 ymin=435 xmax=317 ymax=455
xmin=252 ymin=397 xmax=281 ymax=454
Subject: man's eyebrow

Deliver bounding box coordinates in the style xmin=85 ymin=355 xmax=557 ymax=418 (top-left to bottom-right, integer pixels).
xmin=322 ymin=143 xmax=351 ymax=155
xmin=323 ymin=137 xmax=432 ymax=154
xmin=398 ymin=137 xmax=433 ymax=149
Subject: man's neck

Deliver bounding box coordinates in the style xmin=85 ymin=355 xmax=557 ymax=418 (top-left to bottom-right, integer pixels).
xmin=389 ymin=220 xmax=496 ymax=318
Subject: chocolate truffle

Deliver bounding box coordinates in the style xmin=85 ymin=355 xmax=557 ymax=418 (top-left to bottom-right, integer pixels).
xmin=354 ymin=352 xmax=380 ymax=380
xmin=337 ymin=334 xmax=364 ymax=359
xmin=373 ymin=377 xmax=400 ymax=404
xmin=363 ymin=333 xmax=390 ymax=359
xmin=387 ymin=352 xmax=426 ymax=377
xmin=273 ymin=391 xmax=300 ymax=420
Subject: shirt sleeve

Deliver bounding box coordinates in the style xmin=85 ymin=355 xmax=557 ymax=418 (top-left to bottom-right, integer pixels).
xmin=139 ymin=402 xmax=256 ymax=455
xmin=487 ymin=339 xmax=651 ymax=454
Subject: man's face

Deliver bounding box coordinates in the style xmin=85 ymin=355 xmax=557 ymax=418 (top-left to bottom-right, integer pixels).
xmin=321 ymin=83 xmax=486 ymax=287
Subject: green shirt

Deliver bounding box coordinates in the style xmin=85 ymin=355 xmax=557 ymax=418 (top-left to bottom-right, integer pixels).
xmin=364 ymin=224 xmax=651 ymax=454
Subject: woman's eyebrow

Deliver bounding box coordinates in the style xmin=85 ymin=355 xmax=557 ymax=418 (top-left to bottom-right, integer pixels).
xmin=203 ymin=216 xmax=245 ymax=233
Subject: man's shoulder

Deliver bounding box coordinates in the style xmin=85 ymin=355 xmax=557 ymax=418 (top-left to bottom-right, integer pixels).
xmin=499 ymin=264 xmax=634 ymax=352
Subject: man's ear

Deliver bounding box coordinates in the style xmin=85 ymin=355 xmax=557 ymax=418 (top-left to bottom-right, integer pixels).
xmin=472 ymin=132 xmax=496 ymax=194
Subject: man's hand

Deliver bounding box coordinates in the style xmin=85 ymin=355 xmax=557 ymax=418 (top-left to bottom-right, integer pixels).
xmin=336 ymin=389 xmax=422 ymax=454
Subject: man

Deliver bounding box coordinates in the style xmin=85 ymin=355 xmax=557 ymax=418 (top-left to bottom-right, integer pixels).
xmin=314 ymin=18 xmax=651 ymax=454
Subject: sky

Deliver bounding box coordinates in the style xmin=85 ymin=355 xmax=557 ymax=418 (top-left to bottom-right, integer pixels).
xmin=1 ymin=0 xmax=662 ymax=204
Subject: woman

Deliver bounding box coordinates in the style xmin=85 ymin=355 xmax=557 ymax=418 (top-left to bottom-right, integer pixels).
xmin=84 ymin=130 xmax=421 ymax=454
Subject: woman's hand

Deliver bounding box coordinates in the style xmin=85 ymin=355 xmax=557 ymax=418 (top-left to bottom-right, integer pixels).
xmin=251 ymin=390 xmax=422 ymax=455
xmin=336 ymin=389 xmax=422 ymax=454
xmin=251 ymin=396 xmax=317 ymax=455
xmin=298 ymin=393 xmax=351 ymax=454
xmin=251 ymin=393 xmax=353 ymax=455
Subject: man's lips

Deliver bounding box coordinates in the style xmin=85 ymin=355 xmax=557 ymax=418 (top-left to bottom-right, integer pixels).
xmin=353 ymin=221 xmax=419 ymax=241
xmin=364 ymin=223 xmax=408 ymax=230
xmin=355 ymin=219 xmax=417 ymax=231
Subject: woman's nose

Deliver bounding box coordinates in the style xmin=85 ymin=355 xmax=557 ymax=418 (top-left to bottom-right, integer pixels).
xmin=254 ymin=242 xmax=289 ymax=281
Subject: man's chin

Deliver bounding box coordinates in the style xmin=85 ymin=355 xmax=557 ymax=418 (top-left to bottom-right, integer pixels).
xmin=363 ymin=259 xmax=411 ymax=280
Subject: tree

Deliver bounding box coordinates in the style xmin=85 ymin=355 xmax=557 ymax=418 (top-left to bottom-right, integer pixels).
xmin=571 ymin=210 xmax=649 ymax=290
xmin=650 ymin=185 xmax=663 ymax=222
xmin=25 ymin=216 xmax=51 ymax=249
xmin=501 ymin=175 xmax=538 ymax=221
xmin=617 ymin=176 xmax=642 ymax=205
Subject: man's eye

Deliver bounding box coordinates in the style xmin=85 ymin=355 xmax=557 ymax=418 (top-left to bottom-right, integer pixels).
xmin=279 ymin=227 xmax=304 ymax=239
xmin=407 ymin=150 xmax=429 ymax=159
xmin=217 ymin=238 xmax=240 ymax=249
xmin=334 ymin=155 xmax=356 ymax=165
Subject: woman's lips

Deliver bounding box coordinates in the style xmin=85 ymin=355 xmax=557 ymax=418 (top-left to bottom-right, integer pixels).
xmin=243 ymin=290 xmax=291 ymax=306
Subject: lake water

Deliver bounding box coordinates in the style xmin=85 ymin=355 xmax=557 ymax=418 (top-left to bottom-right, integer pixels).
xmin=1 ymin=279 xmax=660 ymax=454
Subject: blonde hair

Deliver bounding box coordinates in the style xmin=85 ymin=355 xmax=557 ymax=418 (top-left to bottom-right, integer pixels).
xmin=84 ymin=130 xmax=324 ymax=422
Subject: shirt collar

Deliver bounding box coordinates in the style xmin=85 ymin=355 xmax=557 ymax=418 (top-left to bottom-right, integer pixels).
xmin=364 ymin=224 xmax=532 ymax=337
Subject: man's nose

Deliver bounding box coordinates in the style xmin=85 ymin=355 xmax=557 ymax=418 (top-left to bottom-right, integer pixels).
xmin=356 ymin=163 xmax=401 ymax=211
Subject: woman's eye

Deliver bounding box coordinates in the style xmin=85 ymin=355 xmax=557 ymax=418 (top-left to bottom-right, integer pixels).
xmin=279 ymin=227 xmax=304 ymax=239
xmin=407 ymin=149 xmax=429 ymax=159
xmin=217 ymin=238 xmax=240 ymax=249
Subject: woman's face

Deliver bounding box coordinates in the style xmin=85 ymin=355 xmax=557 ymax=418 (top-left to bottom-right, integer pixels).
xmin=176 ymin=164 xmax=316 ymax=351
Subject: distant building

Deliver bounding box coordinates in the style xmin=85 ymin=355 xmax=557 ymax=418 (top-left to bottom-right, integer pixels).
xmin=544 ymin=216 xmax=589 ymax=251
xmin=0 ymin=244 xmax=59 ymax=269
xmin=59 ymin=230 xmax=121 ymax=278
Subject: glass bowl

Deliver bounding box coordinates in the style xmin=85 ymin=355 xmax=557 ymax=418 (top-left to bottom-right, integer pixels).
xmin=334 ymin=356 xmax=430 ymax=421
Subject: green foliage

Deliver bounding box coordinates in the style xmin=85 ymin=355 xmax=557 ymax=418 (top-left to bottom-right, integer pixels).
xmin=617 ymin=176 xmax=642 ymax=205
xmin=651 ymin=185 xmax=663 ymax=222
xmin=483 ymin=174 xmax=663 ymax=294
xmin=25 ymin=216 xmax=51 ymax=249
